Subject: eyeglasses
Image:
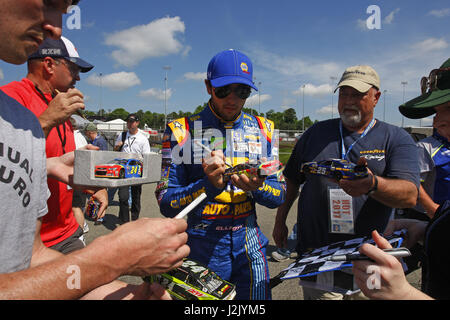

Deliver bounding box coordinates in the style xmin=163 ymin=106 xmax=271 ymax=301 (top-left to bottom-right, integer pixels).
xmin=421 ymin=67 xmax=450 ymax=94
xmin=213 ymin=84 xmax=252 ymax=100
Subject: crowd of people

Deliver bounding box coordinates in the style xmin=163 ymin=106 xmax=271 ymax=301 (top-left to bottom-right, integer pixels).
xmin=0 ymin=0 xmax=448 ymax=300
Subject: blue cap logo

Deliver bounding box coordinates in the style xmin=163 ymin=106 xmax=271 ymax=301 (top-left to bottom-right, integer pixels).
xmin=240 ymin=62 xmax=249 ymax=74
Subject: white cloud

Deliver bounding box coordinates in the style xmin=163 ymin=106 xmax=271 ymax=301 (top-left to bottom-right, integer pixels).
xmin=183 ymin=72 xmax=206 ymax=81
xmin=412 ymin=38 xmax=448 ymax=52
xmin=87 ymin=72 xmax=141 ymax=91
xmin=139 ymin=88 xmax=172 ymax=100
xmin=181 ymin=46 xmax=192 ymax=57
xmin=250 ymin=50 xmax=341 ymax=82
xmin=384 ymin=8 xmax=400 ymax=24
xmin=428 ymin=8 xmax=450 ymax=17
xmin=244 ymin=93 xmax=271 ymax=108
xmin=293 ymin=83 xmax=334 ymax=97
xmin=316 ymin=104 xmax=337 ymax=116
xmin=356 ymin=18 xmax=368 ymax=31
xmin=104 ymin=16 xmax=188 ymax=67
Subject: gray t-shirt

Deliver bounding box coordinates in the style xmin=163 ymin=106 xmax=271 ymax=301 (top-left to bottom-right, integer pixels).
xmin=0 ymin=91 xmax=48 ymax=273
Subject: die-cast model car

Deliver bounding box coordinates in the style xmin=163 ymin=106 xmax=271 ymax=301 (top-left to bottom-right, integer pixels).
xmin=94 ymin=158 xmax=143 ymax=179
xmin=300 ymin=159 xmax=368 ymax=180
xmin=223 ymin=159 xmax=283 ymax=181
xmin=144 ymin=259 xmax=236 ymax=300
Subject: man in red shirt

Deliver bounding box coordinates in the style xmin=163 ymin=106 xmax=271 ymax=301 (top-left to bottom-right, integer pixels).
xmin=1 ymin=36 xmax=106 ymax=253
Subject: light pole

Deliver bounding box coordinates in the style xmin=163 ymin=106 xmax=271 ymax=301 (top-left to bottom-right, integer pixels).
xmin=99 ymin=72 xmax=103 ymax=115
xmin=302 ymin=84 xmax=306 ymax=132
xmin=330 ymin=76 xmax=338 ymax=119
xmin=401 ymin=81 xmax=408 ymax=127
xmin=258 ymin=81 xmax=261 ymax=115
xmin=163 ymin=66 xmax=171 ymax=129
xmin=383 ymin=89 xmax=387 ymax=122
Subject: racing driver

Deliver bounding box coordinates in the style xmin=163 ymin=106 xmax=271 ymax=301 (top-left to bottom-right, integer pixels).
xmin=155 ymin=49 xmax=286 ymax=300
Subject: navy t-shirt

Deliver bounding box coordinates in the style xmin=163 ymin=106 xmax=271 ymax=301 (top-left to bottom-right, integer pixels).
xmin=284 ymin=118 xmax=420 ymax=253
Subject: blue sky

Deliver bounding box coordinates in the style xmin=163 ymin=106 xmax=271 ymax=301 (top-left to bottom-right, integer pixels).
xmin=1 ymin=0 xmax=449 ymax=128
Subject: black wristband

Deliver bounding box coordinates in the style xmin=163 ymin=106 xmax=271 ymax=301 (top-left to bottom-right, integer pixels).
xmin=366 ymin=174 xmax=378 ymax=196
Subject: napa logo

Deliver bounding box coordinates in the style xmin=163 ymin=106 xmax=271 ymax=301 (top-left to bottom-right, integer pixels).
xmin=240 ymin=62 xmax=249 ymax=74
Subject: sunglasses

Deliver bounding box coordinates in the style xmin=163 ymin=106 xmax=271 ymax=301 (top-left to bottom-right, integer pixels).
xmin=56 ymin=58 xmax=80 ymax=77
xmin=420 ymin=67 xmax=450 ymax=94
xmin=213 ymin=84 xmax=252 ymax=100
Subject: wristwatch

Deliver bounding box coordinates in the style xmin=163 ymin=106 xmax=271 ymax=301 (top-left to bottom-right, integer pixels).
xmin=366 ymin=174 xmax=378 ymax=196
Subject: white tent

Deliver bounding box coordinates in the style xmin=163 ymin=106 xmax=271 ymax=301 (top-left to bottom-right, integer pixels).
xmin=95 ymin=118 xmax=127 ymax=131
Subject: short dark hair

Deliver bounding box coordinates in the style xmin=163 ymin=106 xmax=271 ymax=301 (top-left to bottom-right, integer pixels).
xmin=126 ymin=113 xmax=139 ymax=122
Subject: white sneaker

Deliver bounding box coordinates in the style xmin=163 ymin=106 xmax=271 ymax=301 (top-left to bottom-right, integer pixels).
xmin=271 ymin=250 xmax=289 ymax=262
xmin=83 ymin=222 xmax=89 ymax=234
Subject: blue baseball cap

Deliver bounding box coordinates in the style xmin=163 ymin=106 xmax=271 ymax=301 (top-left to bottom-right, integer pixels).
xmin=207 ymin=49 xmax=258 ymax=90
xmin=28 ymin=36 xmax=94 ymax=73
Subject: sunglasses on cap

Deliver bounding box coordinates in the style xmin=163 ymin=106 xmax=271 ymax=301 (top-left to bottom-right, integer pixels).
xmin=213 ymin=84 xmax=252 ymax=100
xmin=421 ymin=67 xmax=450 ymax=94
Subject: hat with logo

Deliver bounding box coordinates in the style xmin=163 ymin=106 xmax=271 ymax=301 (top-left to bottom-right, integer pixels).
xmin=207 ymin=49 xmax=258 ymax=90
xmin=126 ymin=114 xmax=139 ymax=122
xmin=28 ymin=36 xmax=94 ymax=73
xmin=399 ymin=58 xmax=450 ymax=119
xmin=335 ymin=65 xmax=380 ymax=93
xmin=84 ymin=122 xmax=97 ymax=132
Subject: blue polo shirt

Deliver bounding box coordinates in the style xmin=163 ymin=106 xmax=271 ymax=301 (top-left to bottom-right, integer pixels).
xmin=431 ymin=132 xmax=450 ymax=204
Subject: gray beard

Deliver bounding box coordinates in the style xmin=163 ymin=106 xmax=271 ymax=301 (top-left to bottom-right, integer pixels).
xmin=340 ymin=107 xmax=362 ymax=127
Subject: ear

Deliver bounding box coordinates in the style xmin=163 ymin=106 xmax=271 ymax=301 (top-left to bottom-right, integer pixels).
xmin=42 ymin=57 xmax=57 ymax=75
xmin=373 ymin=88 xmax=381 ymax=105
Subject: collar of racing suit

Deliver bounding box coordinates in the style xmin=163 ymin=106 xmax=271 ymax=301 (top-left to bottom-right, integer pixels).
xmin=206 ymin=100 xmax=243 ymax=130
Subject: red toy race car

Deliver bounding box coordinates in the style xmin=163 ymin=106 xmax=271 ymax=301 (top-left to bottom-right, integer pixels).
xmin=94 ymin=158 xmax=143 ymax=179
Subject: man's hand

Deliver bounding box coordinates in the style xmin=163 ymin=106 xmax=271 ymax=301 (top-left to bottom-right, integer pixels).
xmin=81 ymin=281 xmax=172 ymax=300
xmin=272 ymin=220 xmax=289 ymax=250
xmin=39 ymin=88 xmax=85 ymax=137
xmin=102 ymin=218 xmax=190 ymax=276
xmin=114 ymin=141 xmax=124 ymax=151
xmin=352 ymin=230 xmax=431 ymax=300
xmin=338 ymin=157 xmax=374 ymax=197
xmin=46 ymin=144 xmax=99 ymax=185
xmin=85 ymin=189 xmax=108 ymax=220
xmin=230 ymin=157 xmax=267 ymax=192
xmin=202 ymin=150 xmax=227 ymax=189
xmin=231 ymin=173 xmax=265 ymax=192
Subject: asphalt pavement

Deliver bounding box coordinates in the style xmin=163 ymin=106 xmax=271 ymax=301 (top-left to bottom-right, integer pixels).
xmin=83 ymin=183 xmax=421 ymax=300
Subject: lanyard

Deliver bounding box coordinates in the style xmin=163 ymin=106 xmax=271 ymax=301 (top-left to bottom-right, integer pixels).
xmin=433 ymin=130 xmax=450 ymax=150
xmin=339 ymin=118 xmax=376 ymax=160
xmin=34 ymin=85 xmax=67 ymax=154
xmin=127 ymin=136 xmax=136 ymax=151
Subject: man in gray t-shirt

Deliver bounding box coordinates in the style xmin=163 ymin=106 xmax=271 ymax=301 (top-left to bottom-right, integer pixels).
xmin=0 ymin=91 xmax=48 ymax=273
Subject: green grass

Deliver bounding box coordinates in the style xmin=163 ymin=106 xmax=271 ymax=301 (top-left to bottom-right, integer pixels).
xmin=279 ymin=143 xmax=294 ymax=165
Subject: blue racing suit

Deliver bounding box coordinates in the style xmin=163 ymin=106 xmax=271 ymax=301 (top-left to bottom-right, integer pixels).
xmin=155 ymin=103 xmax=286 ymax=300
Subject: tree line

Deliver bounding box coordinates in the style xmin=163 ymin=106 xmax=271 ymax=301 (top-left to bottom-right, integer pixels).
xmin=84 ymin=103 xmax=316 ymax=132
